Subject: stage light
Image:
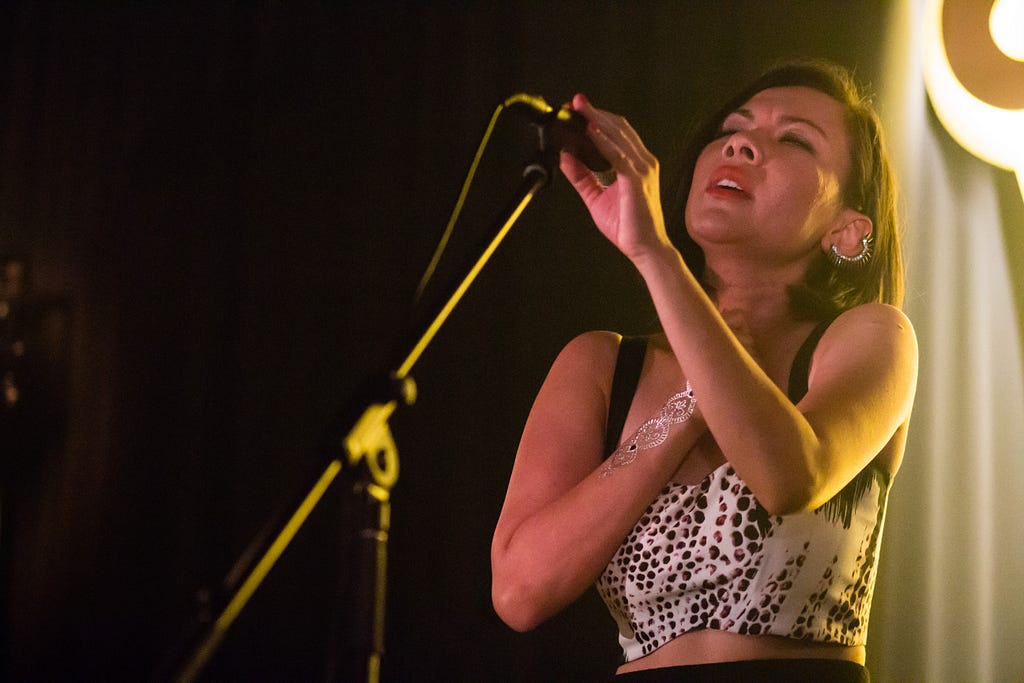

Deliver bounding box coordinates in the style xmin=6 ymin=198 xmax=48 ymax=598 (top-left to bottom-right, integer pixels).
xmin=990 ymin=0 xmax=1024 ymax=60
xmin=923 ymin=0 xmax=1024 ymax=202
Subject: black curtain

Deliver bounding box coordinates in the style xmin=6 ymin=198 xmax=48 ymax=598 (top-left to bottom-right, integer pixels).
xmin=0 ymin=2 xmax=889 ymax=680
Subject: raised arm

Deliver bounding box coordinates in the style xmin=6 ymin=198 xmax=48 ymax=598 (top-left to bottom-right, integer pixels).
xmin=634 ymin=244 xmax=917 ymax=514
xmin=559 ymin=94 xmax=918 ymax=516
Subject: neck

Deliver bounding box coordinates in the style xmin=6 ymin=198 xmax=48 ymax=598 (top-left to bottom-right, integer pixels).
xmin=702 ymin=259 xmax=802 ymax=335
xmin=700 ymin=257 xmax=820 ymax=386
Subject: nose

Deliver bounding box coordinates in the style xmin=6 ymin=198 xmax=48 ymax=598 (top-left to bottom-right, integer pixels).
xmin=722 ymin=132 xmax=760 ymax=164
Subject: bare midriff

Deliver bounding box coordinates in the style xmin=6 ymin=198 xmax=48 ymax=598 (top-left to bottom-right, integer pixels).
xmin=615 ymin=629 xmax=865 ymax=674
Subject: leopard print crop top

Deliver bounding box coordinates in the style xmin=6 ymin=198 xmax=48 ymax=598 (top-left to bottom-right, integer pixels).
xmin=596 ymin=461 xmax=890 ymax=661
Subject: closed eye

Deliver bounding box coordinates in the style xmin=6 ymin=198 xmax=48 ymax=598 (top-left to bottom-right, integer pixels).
xmin=780 ymin=133 xmax=814 ymax=152
xmin=717 ymin=111 xmax=749 ymax=139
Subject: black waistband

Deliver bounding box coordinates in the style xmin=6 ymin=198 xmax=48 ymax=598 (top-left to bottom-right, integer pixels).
xmin=612 ymin=658 xmax=869 ymax=682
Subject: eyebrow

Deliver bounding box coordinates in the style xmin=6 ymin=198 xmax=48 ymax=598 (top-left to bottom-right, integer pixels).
xmin=730 ymin=108 xmax=829 ymax=139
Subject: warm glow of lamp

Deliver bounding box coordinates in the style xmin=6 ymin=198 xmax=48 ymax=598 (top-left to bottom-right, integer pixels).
xmin=923 ymin=0 xmax=1024 ymax=201
xmin=990 ymin=0 xmax=1024 ymax=61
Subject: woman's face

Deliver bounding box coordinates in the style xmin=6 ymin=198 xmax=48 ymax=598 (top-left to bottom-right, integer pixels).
xmin=685 ymin=86 xmax=853 ymax=266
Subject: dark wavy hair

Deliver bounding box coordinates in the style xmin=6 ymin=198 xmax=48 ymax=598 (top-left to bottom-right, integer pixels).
xmin=665 ymin=59 xmax=904 ymax=319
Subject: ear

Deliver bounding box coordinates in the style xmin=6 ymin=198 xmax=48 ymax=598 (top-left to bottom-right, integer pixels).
xmin=821 ymin=208 xmax=873 ymax=258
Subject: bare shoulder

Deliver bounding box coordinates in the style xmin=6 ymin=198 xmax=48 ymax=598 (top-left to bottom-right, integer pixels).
xmin=802 ymin=305 xmax=918 ymax=480
xmin=820 ymin=303 xmax=917 ymax=360
xmin=548 ymin=330 xmax=623 ymax=395
xmin=507 ymin=331 xmax=625 ymax=498
xmin=525 ymin=330 xmax=625 ymax=436
xmin=559 ymin=329 xmax=623 ymax=362
xmin=808 ymin=303 xmax=918 ymax=415
xmin=829 ymin=302 xmax=914 ymax=334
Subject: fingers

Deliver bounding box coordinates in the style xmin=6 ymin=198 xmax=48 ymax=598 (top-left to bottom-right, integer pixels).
xmin=571 ymin=94 xmax=657 ymax=171
xmin=559 ymin=149 xmax=592 ymax=184
xmin=557 ymin=92 xmax=663 ymax=211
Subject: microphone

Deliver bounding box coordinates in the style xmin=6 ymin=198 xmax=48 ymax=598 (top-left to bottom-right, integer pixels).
xmin=504 ymin=94 xmax=612 ymax=173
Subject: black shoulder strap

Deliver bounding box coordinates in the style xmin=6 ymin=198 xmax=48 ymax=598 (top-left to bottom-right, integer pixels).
xmin=787 ymin=318 xmax=835 ymax=403
xmin=604 ymin=335 xmax=648 ymax=456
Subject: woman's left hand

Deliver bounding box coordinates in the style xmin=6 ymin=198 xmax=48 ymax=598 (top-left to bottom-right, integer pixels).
xmin=559 ymin=94 xmax=673 ymax=263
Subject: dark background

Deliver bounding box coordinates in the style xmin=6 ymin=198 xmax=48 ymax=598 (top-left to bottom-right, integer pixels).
xmin=0 ymin=3 xmax=892 ymax=680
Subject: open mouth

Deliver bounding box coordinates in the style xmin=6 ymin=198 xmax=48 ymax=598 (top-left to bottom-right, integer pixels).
xmin=707 ymin=169 xmax=751 ymax=198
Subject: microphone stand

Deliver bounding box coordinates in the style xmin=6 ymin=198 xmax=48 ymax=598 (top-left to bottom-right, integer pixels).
xmin=165 ymin=142 xmax=559 ymax=683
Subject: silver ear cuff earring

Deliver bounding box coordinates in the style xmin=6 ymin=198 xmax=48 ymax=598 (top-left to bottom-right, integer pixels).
xmin=830 ymin=237 xmax=872 ymax=266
